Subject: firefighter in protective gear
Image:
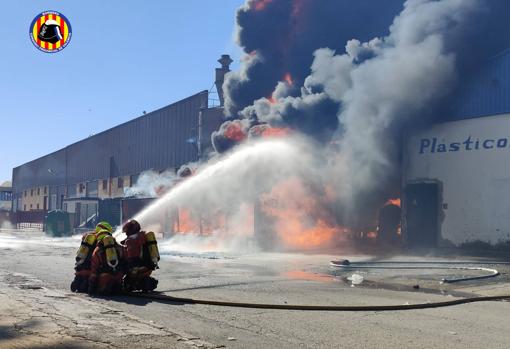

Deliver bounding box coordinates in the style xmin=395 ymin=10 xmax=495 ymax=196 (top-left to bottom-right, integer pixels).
xmin=71 ymin=221 xmax=114 ymax=293
xmin=121 ymin=220 xmax=160 ymax=292
xmin=88 ymin=228 xmax=125 ymax=296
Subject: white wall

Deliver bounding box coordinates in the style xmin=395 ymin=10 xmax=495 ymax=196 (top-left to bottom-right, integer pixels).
xmin=404 ymin=113 xmax=510 ymax=246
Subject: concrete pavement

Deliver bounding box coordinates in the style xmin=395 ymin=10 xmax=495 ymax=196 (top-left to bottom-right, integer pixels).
xmin=1 ymin=229 xmax=510 ymax=348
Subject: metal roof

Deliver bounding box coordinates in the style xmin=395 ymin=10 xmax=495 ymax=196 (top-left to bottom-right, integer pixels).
xmin=12 ymin=91 xmax=208 ymax=193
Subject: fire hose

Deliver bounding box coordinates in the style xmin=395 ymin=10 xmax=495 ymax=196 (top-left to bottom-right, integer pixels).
xmin=123 ymin=260 xmax=510 ymax=311
xmin=329 ymin=260 xmax=508 ymax=283
xmin=124 ymin=290 xmax=510 ymax=311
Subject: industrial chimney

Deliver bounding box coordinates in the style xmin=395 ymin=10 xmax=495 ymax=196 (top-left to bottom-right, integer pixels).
xmin=215 ymin=54 xmax=233 ymax=107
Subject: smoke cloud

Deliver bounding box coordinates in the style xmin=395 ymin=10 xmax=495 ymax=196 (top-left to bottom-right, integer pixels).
xmin=124 ymin=170 xmax=177 ymax=198
xmin=136 ymin=137 xmax=315 ymax=225
xmin=217 ymin=0 xmax=510 ymax=222
xmin=132 ymin=0 xmax=510 ymax=252
xmin=129 ymin=136 xmax=348 ymax=251
xmin=0 ymin=221 xmax=14 ymax=231
xmin=223 ymin=0 xmax=405 ymax=118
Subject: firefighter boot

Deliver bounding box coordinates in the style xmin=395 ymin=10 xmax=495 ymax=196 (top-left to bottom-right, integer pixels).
xmin=141 ymin=277 xmax=158 ymax=292
xmin=70 ymin=275 xmax=89 ymax=293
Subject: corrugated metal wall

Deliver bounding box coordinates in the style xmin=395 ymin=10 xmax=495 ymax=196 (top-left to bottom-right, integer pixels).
xmin=200 ymin=107 xmax=224 ymax=156
xmin=12 ymin=149 xmax=67 ymax=194
xmin=449 ymin=49 xmax=510 ymax=120
xmin=12 ymin=91 xmax=208 ymax=196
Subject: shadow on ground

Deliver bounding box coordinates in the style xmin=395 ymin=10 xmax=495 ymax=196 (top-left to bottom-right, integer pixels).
xmin=0 ymin=320 xmax=98 ymax=349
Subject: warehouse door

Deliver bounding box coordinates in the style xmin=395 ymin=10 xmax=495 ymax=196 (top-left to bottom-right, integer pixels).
xmin=405 ymin=183 xmax=439 ymax=247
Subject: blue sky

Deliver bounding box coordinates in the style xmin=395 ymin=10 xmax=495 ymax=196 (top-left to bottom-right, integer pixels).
xmin=0 ymin=0 xmax=244 ymax=182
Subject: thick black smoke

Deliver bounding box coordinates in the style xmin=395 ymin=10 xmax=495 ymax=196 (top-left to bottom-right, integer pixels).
xmin=212 ymin=0 xmax=510 ymax=229
xmin=223 ymin=0 xmax=404 ymax=121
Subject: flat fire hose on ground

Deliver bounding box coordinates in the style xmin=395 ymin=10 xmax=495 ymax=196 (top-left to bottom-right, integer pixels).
xmin=329 ymin=260 xmax=509 ymax=283
xmin=122 ymin=260 xmax=510 ymax=311
xmin=123 ymin=291 xmax=510 ymax=311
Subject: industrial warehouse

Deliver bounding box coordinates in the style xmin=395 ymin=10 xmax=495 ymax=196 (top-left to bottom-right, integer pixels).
xmin=9 ymin=55 xmax=232 ymax=231
xmin=8 ymin=49 xmax=510 ymax=249
xmin=403 ymin=49 xmax=510 ymax=248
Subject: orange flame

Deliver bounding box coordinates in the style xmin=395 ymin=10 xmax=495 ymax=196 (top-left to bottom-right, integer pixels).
xmin=253 ymin=0 xmax=273 ymax=11
xmin=260 ymin=177 xmax=346 ymax=250
xmin=366 ymin=231 xmax=377 ymax=239
xmin=249 ymin=124 xmax=292 ymax=139
xmin=174 ymin=209 xmax=201 ymax=234
xmin=174 ymin=204 xmax=254 ymax=237
xmin=283 ymin=72 xmax=293 ymax=85
xmin=223 ymin=121 xmax=247 ymax=142
xmin=385 ymin=198 xmax=401 ymax=207
xmin=261 ymin=127 xmax=291 ymax=138
xmin=201 ymin=212 xmax=227 ymax=235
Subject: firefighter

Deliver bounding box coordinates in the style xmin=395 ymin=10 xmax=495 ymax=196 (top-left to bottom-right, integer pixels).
xmin=87 ymin=228 xmax=125 ymax=296
xmin=70 ymin=221 xmax=113 ymax=293
xmin=121 ymin=219 xmax=160 ymax=292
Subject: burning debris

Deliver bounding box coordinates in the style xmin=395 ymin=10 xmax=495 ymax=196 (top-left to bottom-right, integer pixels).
xmin=131 ymin=0 xmax=510 ymax=253
xmin=259 ymin=177 xmax=345 ymax=250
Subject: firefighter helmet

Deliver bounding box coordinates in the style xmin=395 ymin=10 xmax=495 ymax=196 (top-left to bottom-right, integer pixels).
xmin=95 ymin=221 xmax=113 ymax=234
xmin=123 ymin=219 xmax=141 ymax=236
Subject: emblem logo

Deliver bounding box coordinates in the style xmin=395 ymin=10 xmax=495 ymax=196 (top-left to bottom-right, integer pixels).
xmin=29 ymin=11 xmax=72 ymax=53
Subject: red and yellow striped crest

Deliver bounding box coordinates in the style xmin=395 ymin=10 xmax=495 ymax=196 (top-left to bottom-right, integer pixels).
xmin=30 ymin=11 xmax=72 ymax=53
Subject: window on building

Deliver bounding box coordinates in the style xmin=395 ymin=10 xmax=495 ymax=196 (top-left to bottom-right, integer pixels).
xmin=44 ymin=187 xmax=47 ymax=194
xmin=86 ymin=181 xmax=98 ymax=198
xmin=24 ymin=191 xmax=27 ymax=197
xmin=67 ymin=185 xmax=76 ymax=198
xmin=24 ymin=204 xmax=26 ymax=211
xmin=37 ymin=188 xmax=40 ymax=195
xmin=79 ymin=183 xmax=85 ymax=193
xmin=30 ymin=189 xmax=34 ymax=196
xmin=30 ymin=204 xmax=33 ymax=209
xmin=130 ymin=174 xmax=139 ymax=187
xmin=118 ymin=177 xmax=124 ymax=188
xmin=102 ymin=180 xmax=108 ymax=190
xmin=36 ymin=203 xmax=39 ymax=210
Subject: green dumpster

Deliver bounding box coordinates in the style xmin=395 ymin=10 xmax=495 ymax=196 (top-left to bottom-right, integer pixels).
xmin=44 ymin=210 xmax=71 ymax=237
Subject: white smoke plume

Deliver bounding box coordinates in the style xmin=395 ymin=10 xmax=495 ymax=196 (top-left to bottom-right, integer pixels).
xmin=124 ymin=136 xmax=342 ymax=251
xmin=123 ymin=0 xmax=504 ymax=252
xmin=135 ymin=137 xmax=316 ymax=224
xmin=332 ymin=0 xmax=480 ymax=202
xmin=236 ymin=0 xmax=485 ymax=220
xmin=124 ymin=170 xmax=178 ymax=198
xmin=0 ymin=221 xmax=14 ymax=231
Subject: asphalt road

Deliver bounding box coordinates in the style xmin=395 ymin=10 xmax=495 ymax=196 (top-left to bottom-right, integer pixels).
xmin=1 ymin=229 xmax=510 ymax=348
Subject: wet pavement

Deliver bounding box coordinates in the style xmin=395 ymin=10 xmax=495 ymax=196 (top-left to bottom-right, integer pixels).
xmin=1 ymin=229 xmax=510 ymax=348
